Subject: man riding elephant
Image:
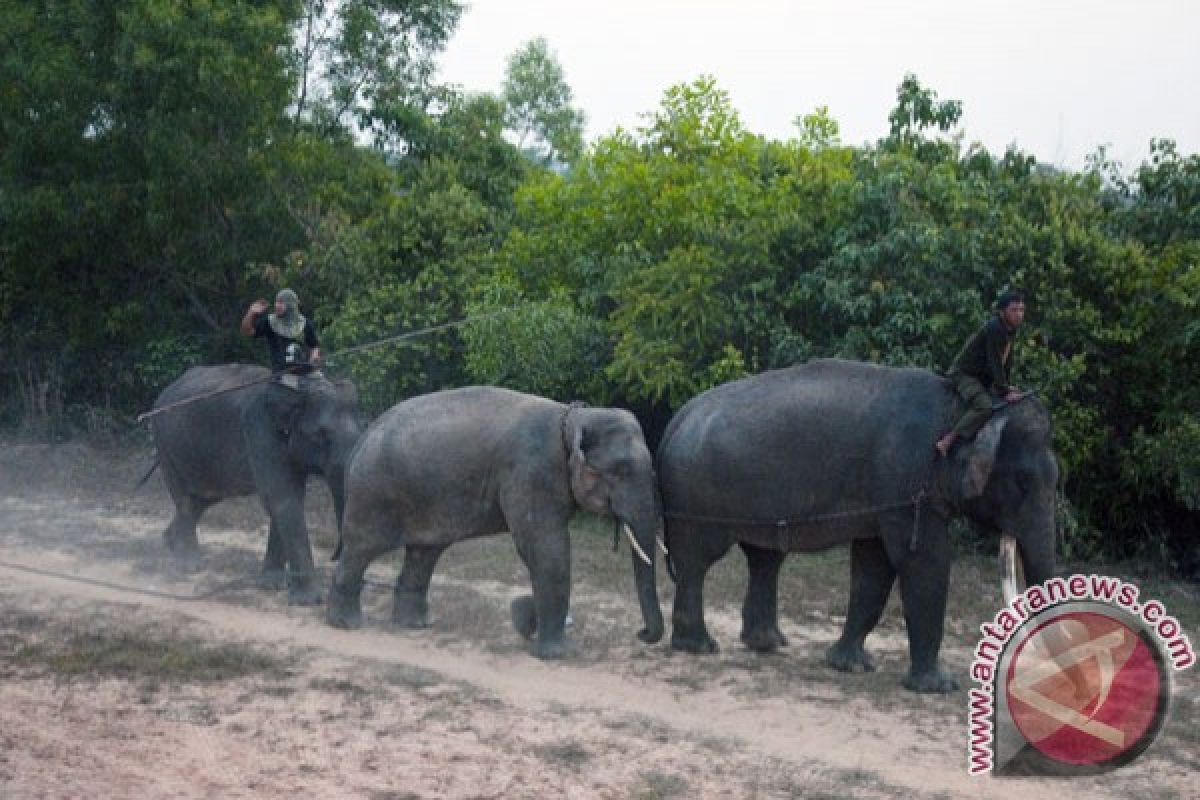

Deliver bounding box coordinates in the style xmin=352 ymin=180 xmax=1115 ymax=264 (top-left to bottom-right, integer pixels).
xmin=240 ymin=288 xmax=322 ymax=437
xmin=241 ymin=288 xmax=322 ymax=372
xmin=935 ymin=289 xmax=1027 ymax=457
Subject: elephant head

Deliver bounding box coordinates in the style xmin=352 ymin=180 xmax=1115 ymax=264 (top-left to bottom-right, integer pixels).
xmin=941 ymin=397 xmax=1059 ymax=602
xmin=286 ymin=374 xmax=363 ymax=529
xmin=564 ymin=405 xmax=665 ymax=643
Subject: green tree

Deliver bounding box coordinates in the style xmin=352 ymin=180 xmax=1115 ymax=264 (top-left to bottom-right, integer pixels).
xmin=501 ymin=36 xmax=585 ymax=167
xmin=0 ymin=0 xmax=302 ymax=423
xmin=305 ymin=90 xmax=530 ymax=413
xmin=468 ymin=77 xmax=855 ymax=410
xmin=0 ymin=0 xmax=467 ymax=427
xmin=289 ymin=0 xmax=463 ymax=141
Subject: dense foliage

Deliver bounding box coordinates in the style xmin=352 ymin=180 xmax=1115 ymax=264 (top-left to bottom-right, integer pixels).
xmin=1 ymin=5 xmax=1195 ymax=572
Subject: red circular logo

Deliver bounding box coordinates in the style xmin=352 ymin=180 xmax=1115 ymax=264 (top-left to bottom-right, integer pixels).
xmin=1005 ymin=610 xmax=1165 ymax=766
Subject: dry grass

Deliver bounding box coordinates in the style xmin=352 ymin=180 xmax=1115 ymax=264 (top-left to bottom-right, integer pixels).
xmin=0 ymin=610 xmax=286 ymax=685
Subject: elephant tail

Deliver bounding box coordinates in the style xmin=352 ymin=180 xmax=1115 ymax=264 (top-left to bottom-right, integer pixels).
xmin=331 ymin=535 xmax=343 ymax=562
xmin=134 ymin=457 xmax=159 ymax=490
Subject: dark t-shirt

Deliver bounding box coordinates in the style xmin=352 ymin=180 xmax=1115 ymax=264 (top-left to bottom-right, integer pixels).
xmin=949 ymin=315 xmax=1016 ymax=393
xmin=253 ymin=314 xmax=319 ymax=372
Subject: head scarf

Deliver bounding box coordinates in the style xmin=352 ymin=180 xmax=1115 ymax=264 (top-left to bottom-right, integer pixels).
xmin=268 ymin=288 xmax=307 ymax=340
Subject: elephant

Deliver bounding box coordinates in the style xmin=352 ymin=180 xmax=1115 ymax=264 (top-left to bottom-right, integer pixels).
xmin=658 ymin=358 xmax=1058 ymax=692
xmin=146 ymin=364 xmax=362 ymax=604
xmin=326 ymin=386 xmax=665 ymax=659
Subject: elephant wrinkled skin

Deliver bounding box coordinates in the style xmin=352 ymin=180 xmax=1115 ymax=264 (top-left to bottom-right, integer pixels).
xmin=148 ymin=364 xmax=362 ymax=604
xmin=326 ymin=387 xmax=664 ymax=659
xmin=658 ymin=358 xmax=1058 ymax=693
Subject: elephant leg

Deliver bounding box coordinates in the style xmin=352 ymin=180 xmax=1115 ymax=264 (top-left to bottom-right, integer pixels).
xmin=165 ymin=501 xmax=213 ymax=567
xmin=246 ymin=415 xmax=322 ymax=605
xmin=511 ymin=523 xmax=572 ymax=660
xmin=160 ymin=468 xmax=208 ymax=560
xmin=327 ymin=532 xmax=396 ymax=630
xmin=262 ymin=490 xmax=322 ymax=606
xmin=739 ymin=542 xmax=789 ymax=652
xmin=670 ymin=526 xmax=733 ymax=654
xmin=894 ymin=517 xmax=959 ymax=693
xmin=392 ymin=545 xmax=446 ymax=629
xmin=257 ymin=520 xmax=287 ymax=590
xmin=827 ymin=537 xmax=895 ymax=673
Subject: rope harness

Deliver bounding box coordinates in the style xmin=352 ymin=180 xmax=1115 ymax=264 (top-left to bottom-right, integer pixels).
xmin=663 ymin=470 xmax=943 ymax=554
xmin=136 ymin=308 xmax=522 ymax=424
xmin=660 ymin=393 xmax=1037 ymax=554
xmin=560 ymin=400 xmax=623 ymax=552
xmin=136 ymin=364 xmax=318 ymax=424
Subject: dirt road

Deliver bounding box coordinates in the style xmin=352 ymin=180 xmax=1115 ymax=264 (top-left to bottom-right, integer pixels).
xmin=1 ymin=442 xmax=1195 ymax=798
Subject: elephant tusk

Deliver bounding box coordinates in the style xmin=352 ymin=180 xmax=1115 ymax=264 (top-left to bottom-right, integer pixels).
xmin=623 ymin=523 xmax=653 ymax=566
xmin=657 ymin=536 xmax=669 ymax=555
xmin=1000 ymin=534 xmax=1024 ymax=606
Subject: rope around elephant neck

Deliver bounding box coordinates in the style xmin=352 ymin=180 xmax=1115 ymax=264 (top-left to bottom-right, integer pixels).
xmin=663 ymin=457 xmax=945 ymax=553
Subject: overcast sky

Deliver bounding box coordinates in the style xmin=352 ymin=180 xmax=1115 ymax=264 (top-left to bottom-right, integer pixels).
xmin=436 ymin=0 xmax=1199 ymax=171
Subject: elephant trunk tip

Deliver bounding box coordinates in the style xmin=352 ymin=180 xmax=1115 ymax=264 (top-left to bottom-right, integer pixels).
xmin=638 ymin=620 xmax=664 ymax=644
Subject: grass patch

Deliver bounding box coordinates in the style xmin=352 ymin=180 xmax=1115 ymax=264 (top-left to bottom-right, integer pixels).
xmin=7 ymin=624 xmax=284 ymax=684
xmin=382 ymin=663 xmax=443 ymax=691
xmin=534 ymin=738 xmax=592 ymax=768
xmin=309 ymin=676 xmax=371 ymax=697
xmin=751 ymin=761 xmax=914 ymax=800
xmin=635 ymin=770 xmax=689 ymax=799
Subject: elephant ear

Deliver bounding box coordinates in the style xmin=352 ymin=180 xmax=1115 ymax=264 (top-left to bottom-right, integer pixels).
xmin=960 ymin=414 xmax=1009 ymax=499
xmin=567 ymin=412 xmax=607 ymax=514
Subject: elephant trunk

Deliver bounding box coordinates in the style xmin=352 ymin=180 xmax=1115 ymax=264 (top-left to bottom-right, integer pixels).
xmin=625 ymin=517 xmax=664 ymax=644
xmin=327 ymin=465 xmax=347 ymax=560
xmin=329 ymin=470 xmax=346 ymax=529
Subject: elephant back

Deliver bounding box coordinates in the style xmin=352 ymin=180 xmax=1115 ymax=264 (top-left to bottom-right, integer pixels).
xmin=150 ymin=363 xmax=267 ymax=495
xmin=658 ymin=359 xmax=955 ymax=548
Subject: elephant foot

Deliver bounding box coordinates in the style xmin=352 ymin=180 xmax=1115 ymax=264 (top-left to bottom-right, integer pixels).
xmin=288 ymin=584 xmax=324 ymax=606
xmin=257 ymin=568 xmax=287 ymax=591
xmin=637 ymin=623 xmax=664 ymax=644
xmin=392 ymin=600 xmax=432 ymax=630
xmin=511 ymin=596 xmax=537 ymax=640
xmin=902 ymin=667 xmax=961 ymax=694
xmin=532 ymin=637 xmax=571 ymax=660
xmin=826 ymin=641 xmax=876 ymax=673
xmin=326 ymin=592 xmax=364 ymax=630
xmin=165 ymin=533 xmax=202 ymax=562
xmin=671 ymin=629 xmax=719 ymax=655
xmin=741 ymin=625 xmax=788 ymax=653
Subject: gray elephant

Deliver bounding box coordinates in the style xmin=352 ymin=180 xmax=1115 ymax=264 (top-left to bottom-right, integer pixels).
xmin=658 ymin=358 xmax=1057 ymax=692
xmin=147 ymin=364 xmax=362 ymax=604
xmin=326 ymin=387 xmax=665 ymax=658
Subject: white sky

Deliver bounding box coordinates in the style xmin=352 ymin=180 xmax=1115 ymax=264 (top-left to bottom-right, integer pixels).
xmin=437 ymin=0 xmax=1200 ymax=171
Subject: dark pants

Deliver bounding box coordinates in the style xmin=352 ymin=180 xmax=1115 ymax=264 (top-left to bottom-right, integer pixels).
xmin=948 ymin=371 xmax=996 ymax=440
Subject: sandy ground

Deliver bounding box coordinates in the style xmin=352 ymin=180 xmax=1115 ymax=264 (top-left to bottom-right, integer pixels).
xmin=0 ymin=440 xmax=1196 ymax=799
